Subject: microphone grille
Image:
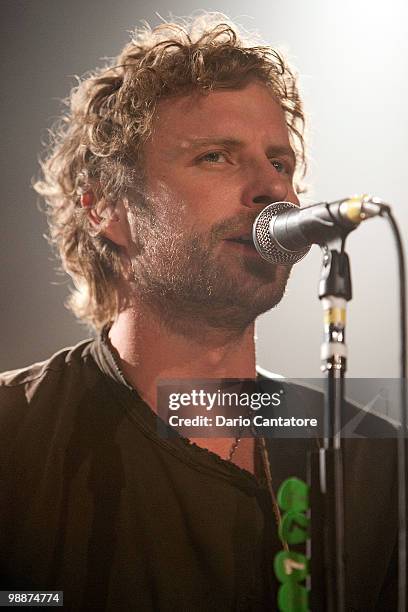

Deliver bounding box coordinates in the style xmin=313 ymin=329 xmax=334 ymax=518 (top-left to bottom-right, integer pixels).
xmin=252 ymin=201 xmax=310 ymax=265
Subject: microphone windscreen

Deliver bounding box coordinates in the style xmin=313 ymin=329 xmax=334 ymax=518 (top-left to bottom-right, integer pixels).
xmin=252 ymin=201 xmax=310 ymax=265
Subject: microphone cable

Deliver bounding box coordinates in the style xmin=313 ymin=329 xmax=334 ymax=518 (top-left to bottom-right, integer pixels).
xmin=381 ymin=206 xmax=407 ymax=612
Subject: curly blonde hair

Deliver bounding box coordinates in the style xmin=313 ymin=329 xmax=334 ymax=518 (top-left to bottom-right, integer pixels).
xmin=34 ymin=15 xmax=307 ymax=330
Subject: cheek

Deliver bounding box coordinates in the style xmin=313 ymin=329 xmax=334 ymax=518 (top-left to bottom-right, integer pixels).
xmin=145 ymin=170 xmax=244 ymax=227
xmin=189 ymin=180 xmax=243 ymax=217
xmin=141 ymin=178 xmax=184 ymax=221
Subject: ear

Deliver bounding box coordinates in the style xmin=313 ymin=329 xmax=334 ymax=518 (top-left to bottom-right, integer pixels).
xmin=80 ymin=191 xmax=131 ymax=248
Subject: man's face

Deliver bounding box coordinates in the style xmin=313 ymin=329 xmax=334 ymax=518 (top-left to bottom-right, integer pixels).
xmin=126 ymin=80 xmax=300 ymax=332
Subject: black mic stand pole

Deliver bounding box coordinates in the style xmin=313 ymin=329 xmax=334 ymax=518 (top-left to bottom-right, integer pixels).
xmin=309 ymin=240 xmax=351 ymax=611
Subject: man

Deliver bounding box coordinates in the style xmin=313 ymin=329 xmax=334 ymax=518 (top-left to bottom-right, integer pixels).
xmin=0 ymin=16 xmax=399 ymax=611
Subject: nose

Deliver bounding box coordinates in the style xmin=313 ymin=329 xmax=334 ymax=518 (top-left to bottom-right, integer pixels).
xmin=241 ymin=162 xmax=299 ymax=209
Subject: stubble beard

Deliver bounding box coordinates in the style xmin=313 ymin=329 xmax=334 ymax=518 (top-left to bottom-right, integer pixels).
xmin=127 ymin=200 xmax=291 ymax=337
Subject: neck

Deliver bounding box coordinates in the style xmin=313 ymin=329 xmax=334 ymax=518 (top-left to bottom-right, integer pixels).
xmin=108 ymin=303 xmax=257 ymax=411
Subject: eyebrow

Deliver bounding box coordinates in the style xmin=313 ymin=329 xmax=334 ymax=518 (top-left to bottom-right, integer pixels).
xmin=181 ymin=137 xmax=243 ymax=150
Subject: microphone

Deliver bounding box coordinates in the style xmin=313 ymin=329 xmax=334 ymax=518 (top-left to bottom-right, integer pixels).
xmin=252 ymin=195 xmax=388 ymax=265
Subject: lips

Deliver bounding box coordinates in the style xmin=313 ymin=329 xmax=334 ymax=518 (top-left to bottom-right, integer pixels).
xmin=225 ymin=233 xmax=254 ymax=245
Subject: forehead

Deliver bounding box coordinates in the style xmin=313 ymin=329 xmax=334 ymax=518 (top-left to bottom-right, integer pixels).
xmin=147 ymin=81 xmax=291 ymax=150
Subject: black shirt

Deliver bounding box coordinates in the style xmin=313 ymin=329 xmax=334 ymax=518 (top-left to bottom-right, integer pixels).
xmin=0 ymin=337 xmax=399 ymax=610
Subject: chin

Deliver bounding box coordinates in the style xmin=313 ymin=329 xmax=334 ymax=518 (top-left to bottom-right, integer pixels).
xmin=241 ymin=260 xmax=291 ymax=294
xmin=254 ymin=266 xmax=291 ymax=308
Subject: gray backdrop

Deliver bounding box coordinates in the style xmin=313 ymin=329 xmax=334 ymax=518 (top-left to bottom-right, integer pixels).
xmin=1 ymin=0 xmax=407 ymax=378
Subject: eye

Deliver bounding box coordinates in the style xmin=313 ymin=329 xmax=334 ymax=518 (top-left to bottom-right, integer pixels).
xmin=270 ymin=159 xmax=286 ymax=173
xmin=199 ymin=151 xmax=228 ymax=164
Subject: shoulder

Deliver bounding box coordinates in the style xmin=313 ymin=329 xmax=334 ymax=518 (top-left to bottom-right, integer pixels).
xmin=0 ymin=338 xmax=96 ymax=387
xmin=0 ymin=338 xmax=100 ymax=425
xmin=0 ymin=339 xmax=98 ymax=391
xmin=0 ymin=338 xmax=109 ymax=469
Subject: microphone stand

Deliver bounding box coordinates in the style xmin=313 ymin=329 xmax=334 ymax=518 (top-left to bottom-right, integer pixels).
xmin=309 ymin=240 xmax=351 ymax=611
